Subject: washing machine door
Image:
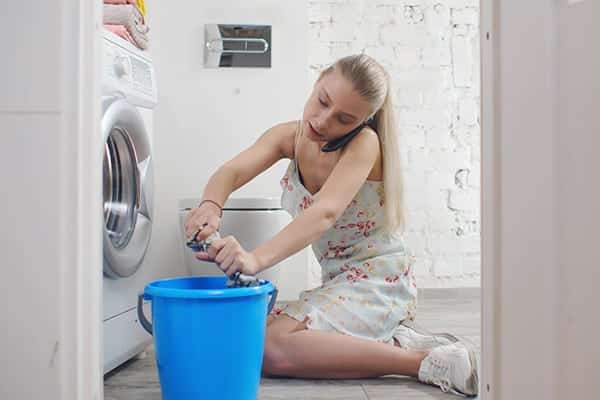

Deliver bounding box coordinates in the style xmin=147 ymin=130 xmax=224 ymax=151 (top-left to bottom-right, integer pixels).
xmin=102 ymin=95 xmax=154 ymax=279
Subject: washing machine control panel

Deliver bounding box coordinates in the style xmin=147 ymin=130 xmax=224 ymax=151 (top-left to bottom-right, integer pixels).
xmin=102 ymin=30 xmax=157 ymax=108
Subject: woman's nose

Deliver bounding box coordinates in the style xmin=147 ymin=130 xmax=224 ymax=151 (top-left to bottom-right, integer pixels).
xmin=313 ymin=119 xmax=325 ymax=131
xmin=314 ymin=112 xmax=332 ymax=131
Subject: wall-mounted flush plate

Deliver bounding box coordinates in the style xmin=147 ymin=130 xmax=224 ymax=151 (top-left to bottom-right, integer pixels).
xmin=204 ymin=24 xmax=271 ymax=68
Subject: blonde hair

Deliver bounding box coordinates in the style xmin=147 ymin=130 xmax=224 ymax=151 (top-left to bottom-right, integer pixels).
xmin=319 ymin=54 xmax=405 ymax=233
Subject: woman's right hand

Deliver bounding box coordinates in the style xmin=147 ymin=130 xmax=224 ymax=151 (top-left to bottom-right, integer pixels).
xmin=184 ymin=201 xmax=222 ymax=242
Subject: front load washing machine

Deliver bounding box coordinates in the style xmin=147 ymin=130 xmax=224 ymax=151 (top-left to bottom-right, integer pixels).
xmin=101 ymin=30 xmax=166 ymax=374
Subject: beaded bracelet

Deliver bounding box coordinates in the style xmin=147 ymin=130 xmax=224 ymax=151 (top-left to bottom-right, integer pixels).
xmin=198 ymin=199 xmax=223 ymax=217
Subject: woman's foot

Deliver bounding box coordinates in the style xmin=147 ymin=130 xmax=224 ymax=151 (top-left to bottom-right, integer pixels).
xmin=393 ymin=323 xmax=458 ymax=351
xmin=417 ymin=342 xmax=479 ymax=397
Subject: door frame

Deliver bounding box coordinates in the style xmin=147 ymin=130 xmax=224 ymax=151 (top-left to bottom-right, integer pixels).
xmin=67 ymin=0 xmax=103 ymax=399
xmin=75 ymin=1 xmax=499 ymax=399
xmin=480 ymin=0 xmax=497 ymax=398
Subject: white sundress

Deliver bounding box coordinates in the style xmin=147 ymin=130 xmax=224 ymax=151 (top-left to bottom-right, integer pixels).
xmin=272 ymin=138 xmax=418 ymax=344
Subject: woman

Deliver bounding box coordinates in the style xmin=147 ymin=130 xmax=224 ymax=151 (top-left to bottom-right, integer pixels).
xmin=184 ymin=54 xmax=478 ymax=396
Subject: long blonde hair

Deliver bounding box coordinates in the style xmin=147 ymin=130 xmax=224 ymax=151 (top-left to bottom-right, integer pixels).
xmin=319 ymin=54 xmax=405 ymax=233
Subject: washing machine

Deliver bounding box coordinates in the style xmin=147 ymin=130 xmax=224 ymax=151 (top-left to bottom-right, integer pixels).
xmin=101 ymin=30 xmax=162 ymax=374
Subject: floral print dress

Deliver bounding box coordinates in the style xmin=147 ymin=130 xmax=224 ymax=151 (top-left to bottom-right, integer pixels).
xmin=273 ymin=155 xmax=418 ymax=344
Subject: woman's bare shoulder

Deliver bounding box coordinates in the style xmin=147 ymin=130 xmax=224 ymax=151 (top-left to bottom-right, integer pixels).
xmin=342 ymin=125 xmax=383 ymax=181
xmin=268 ymin=120 xmax=298 ymax=160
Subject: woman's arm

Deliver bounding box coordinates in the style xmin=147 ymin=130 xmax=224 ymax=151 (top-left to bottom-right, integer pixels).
xmin=201 ymin=121 xmax=296 ymax=205
xmin=252 ymin=127 xmax=381 ymax=271
xmin=184 ymin=121 xmax=296 ymax=240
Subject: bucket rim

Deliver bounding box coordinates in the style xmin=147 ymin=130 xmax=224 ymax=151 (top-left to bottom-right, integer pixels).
xmin=143 ymin=276 xmax=276 ymax=299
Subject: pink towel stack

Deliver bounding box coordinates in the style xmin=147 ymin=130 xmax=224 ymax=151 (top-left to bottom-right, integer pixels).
xmin=103 ymin=0 xmax=149 ymax=50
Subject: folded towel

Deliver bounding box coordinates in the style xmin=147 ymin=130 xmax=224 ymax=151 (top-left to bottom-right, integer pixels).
xmin=104 ymin=0 xmax=145 ymax=18
xmin=104 ymin=24 xmax=136 ymax=47
xmin=103 ymin=4 xmax=149 ymax=50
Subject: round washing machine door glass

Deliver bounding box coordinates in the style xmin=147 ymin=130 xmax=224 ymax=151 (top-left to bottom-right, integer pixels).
xmin=102 ymin=95 xmax=154 ymax=279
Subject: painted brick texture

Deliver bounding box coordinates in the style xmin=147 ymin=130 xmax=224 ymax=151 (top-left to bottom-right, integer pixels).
xmin=308 ymin=0 xmax=481 ymax=287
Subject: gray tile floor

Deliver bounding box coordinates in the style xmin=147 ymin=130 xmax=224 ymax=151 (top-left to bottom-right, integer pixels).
xmin=104 ymin=288 xmax=480 ymax=400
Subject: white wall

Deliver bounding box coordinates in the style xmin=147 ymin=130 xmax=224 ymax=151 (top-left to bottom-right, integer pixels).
xmin=149 ymin=0 xmax=481 ymax=291
xmin=0 ymin=1 xmax=102 ymax=399
xmin=308 ymin=0 xmax=481 ymax=288
xmin=147 ymin=1 xmax=313 ymax=298
xmin=483 ymin=0 xmax=600 ymax=398
xmin=556 ymin=0 xmax=600 ymax=396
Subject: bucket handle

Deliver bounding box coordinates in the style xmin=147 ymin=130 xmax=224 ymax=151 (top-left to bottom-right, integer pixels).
xmin=137 ymin=292 xmax=153 ymax=335
xmin=267 ymin=286 xmax=278 ymax=315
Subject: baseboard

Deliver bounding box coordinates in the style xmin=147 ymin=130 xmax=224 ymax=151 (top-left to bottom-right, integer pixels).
xmin=418 ymin=286 xmax=481 ymax=299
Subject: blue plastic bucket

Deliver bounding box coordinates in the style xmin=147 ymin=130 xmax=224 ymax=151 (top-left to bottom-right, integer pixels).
xmin=137 ymin=276 xmax=278 ymax=400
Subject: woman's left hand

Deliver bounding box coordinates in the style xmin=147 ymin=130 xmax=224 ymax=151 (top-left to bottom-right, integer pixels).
xmin=196 ymin=235 xmax=261 ymax=277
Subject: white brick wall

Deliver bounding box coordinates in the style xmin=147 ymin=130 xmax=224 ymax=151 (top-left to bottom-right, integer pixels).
xmin=308 ymin=0 xmax=481 ymax=288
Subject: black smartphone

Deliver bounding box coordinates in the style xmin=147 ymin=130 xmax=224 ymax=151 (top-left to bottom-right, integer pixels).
xmin=320 ymin=120 xmax=374 ymax=152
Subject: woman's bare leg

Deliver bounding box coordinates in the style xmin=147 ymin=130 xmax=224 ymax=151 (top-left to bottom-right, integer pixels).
xmin=262 ymin=315 xmax=429 ymax=379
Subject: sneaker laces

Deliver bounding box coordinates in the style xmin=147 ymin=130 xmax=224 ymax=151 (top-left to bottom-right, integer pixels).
xmin=430 ymin=358 xmax=451 ymax=392
xmin=428 ymin=355 xmax=464 ymax=396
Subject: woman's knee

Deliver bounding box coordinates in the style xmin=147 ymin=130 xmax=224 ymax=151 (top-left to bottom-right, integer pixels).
xmin=262 ymin=324 xmax=298 ymax=376
xmin=262 ymin=331 xmax=294 ymax=376
xmin=262 ymin=315 xmax=309 ymax=376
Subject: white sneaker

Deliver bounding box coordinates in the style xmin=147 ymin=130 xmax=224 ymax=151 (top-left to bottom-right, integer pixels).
xmin=393 ymin=323 xmax=458 ymax=350
xmin=418 ymin=342 xmax=479 ymax=397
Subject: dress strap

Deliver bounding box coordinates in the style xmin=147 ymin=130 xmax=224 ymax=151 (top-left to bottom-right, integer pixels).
xmin=293 ymin=120 xmax=303 ymax=161
xmin=294 ymin=119 xmax=303 ymax=174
